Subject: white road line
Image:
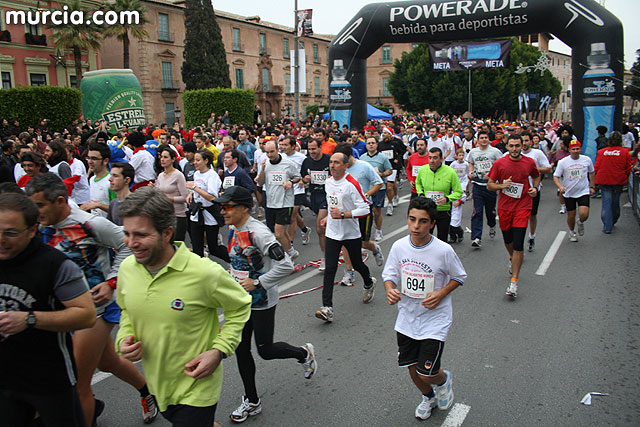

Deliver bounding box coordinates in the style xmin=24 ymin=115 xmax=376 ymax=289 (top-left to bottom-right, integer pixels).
xmin=92 ymin=360 xmax=141 ymax=385
xmin=535 ymin=231 xmax=566 ymax=276
xmin=441 ymin=403 xmax=471 ymax=427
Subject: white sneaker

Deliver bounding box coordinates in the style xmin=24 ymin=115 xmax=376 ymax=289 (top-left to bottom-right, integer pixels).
xmin=301 ymin=343 xmax=317 ymax=379
xmin=577 ymin=221 xmax=585 ymax=236
xmin=471 ymin=238 xmax=481 ymax=248
xmin=315 ymin=306 xmax=333 ymax=322
xmin=435 ymin=370 xmax=454 ymax=410
xmin=569 ymin=231 xmax=578 ymax=242
xmin=392 ymin=195 xmax=399 ymax=207
xmin=386 ymin=205 xmax=393 ymax=216
xmin=340 ymin=270 xmax=355 ymax=286
xmin=415 ymin=394 xmax=437 ymax=420
xmin=288 ymin=248 xmax=299 ymax=259
xmin=230 ymin=396 xmax=262 ymax=423
xmin=374 ymin=229 xmax=383 ymax=242
xmin=362 ymin=277 xmax=376 ymax=303
xmin=257 ymin=207 xmax=264 ymax=218
xmin=301 ymin=227 xmax=311 ymax=245
xmin=318 ymin=258 xmax=325 ymax=272
xmin=373 ymin=244 xmax=384 ymax=267
xmin=559 ymin=205 xmax=567 ymax=214
xmin=506 ymin=281 xmax=518 ymax=298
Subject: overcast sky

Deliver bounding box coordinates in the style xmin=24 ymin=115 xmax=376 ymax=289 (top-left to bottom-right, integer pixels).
xmin=212 ymin=0 xmax=638 ymax=68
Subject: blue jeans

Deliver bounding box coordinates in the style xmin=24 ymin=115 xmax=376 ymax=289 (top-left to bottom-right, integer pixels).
xmin=471 ymin=183 xmax=497 ymax=240
xmin=600 ymin=185 xmax=622 ymax=232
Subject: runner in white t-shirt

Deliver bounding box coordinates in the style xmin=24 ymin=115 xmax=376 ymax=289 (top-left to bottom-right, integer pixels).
xmin=81 ymin=143 xmax=115 ymax=218
xmin=383 ymin=196 xmax=466 ymax=420
xmin=553 ymin=140 xmax=595 ymax=242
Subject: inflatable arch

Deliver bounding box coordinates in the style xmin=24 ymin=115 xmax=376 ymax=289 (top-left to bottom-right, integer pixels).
xmin=328 ymin=0 xmax=623 ymax=160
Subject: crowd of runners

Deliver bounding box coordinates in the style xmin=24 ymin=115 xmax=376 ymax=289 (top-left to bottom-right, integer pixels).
xmin=0 ymin=113 xmax=637 ymax=426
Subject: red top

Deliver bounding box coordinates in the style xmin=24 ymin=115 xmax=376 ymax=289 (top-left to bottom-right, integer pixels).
xmin=321 ymin=139 xmax=336 ymax=155
xmin=487 ymin=155 xmax=539 ymax=212
xmin=406 ymin=152 xmax=429 ymax=193
xmin=594 ymin=147 xmax=632 ymax=185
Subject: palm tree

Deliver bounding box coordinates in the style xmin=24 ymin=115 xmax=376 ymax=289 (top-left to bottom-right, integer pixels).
xmin=49 ymin=0 xmax=102 ymax=87
xmin=104 ymin=0 xmax=149 ymax=69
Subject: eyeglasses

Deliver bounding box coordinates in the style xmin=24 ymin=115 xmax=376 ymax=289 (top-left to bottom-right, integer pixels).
xmin=87 ymin=156 xmax=103 ymax=161
xmin=0 ymin=227 xmax=30 ymax=239
xmin=220 ymin=204 xmax=241 ymax=212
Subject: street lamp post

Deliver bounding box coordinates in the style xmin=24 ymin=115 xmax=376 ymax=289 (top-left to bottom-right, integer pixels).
xmin=293 ymin=0 xmax=300 ymax=127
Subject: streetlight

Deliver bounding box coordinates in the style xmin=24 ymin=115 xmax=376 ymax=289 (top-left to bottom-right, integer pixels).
xmin=175 ymin=107 xmax=181 ymax=123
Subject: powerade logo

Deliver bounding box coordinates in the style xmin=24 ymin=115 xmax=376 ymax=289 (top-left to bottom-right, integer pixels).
xmin=389 ymin=0 xmax=527 ymax=22
xmin=564 ymin=0 xmax=604 ymax=28
xmin=583 ymin=79 xmax=615 ymax=96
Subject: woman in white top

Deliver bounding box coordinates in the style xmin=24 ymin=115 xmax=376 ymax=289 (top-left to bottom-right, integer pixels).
xmin=64 ymin=142 xmax=91 ymax=205
xmin=156 ymin=146 xmax=189 ymax=242
xmin=186 ymin=149 xmax=230 ymax=262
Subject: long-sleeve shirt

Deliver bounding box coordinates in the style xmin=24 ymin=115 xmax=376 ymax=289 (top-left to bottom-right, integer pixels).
xmin=415 ymin=164 xmax=463 ymax=211
xmin=324 ymin=173 xmax=370 ymax=240
xmin=157 ymin=170 xmax=188 ymax=218
xmin=116 ymin=242 xmax=251 ymax=412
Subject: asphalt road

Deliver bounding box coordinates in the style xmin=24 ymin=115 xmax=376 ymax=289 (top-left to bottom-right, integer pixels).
xmin=93 ymin=182 xmax=640 ymax=427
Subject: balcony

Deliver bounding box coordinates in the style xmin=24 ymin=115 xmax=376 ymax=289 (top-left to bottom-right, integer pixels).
xmin=158 ymin=31 xmax=174 ymax=43
xmin=25 ymin=32 xmax=46 ymax=46
xmin=0 ymin=30 xmax=11 ymax=43
xmin=232 ymin=43 xmax=244 ymax=53
xmin=162 ymin=79 xmax=180 ymax=90
xmin=254 ymin=84 xmax=283 ymax=94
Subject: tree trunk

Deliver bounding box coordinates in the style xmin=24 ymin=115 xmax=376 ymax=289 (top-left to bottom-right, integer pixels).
xmin=74 ymin=45 xmax=82 ymax=88
xmin=123 ymin=32 xmax=129 ymax=69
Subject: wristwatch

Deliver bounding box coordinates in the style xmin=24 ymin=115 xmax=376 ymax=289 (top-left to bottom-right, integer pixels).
xmin=254 ymin=277 xmax=262 ymax=288
xmin=341 ymin=212 xmax=345 ymax=219
xmin=26 ymin=311 xmax=37 ymax=329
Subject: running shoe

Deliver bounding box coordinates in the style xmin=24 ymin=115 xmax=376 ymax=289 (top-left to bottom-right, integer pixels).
xmin=569 ymin=231 xmax=578 ymax=242
xmin=374 ymin=229 xmax=383 ymax=242
xmin=288 ymin=248 xmax=300 ymax=259
xmin=340 ymin=269 xmax=355 ymax=286
xmin=577 ymin=221 xmax=585 ymax=236
xmin=415 ymin=394 xmax=437 ymax=420
xmin=398 ymin=178 xmax=404 ymax=189
xmin=318 ymin=258 xmax=325 ymax=272
xmin=386 ymin=204 xmax=394 ymax=216
xmin=141 ymin=394 xmax=159 ymax=424
xmin=373 ymin=245 xmax=384 ymax=267
xmin=301 ymin=343 xmax=317 ymax=379
xmin=528 ymin=238 xmax=535 ymax=252
xmin=362 ymin=277 xmax=376 ymax=304
xmin=508 ymin=258 xmax=512 ymax=275
xmin=559 ymin=205 xmax=567 ymax=214
xmin=506 ymin=280 xmax=518 ymax=298
xmin=435 ymin=370 xmax=454 ymax=410
xmin=315 ymin=306 xmax=334 ymax=322
xmin=471 ymin=238 xmax=481 ymax=248
xmin=489 ymin=227 xmax=496 ymax=238
xmin=257 ymin=207 xmax=264 ymax=218
xmin=203 ymin=246 xmax=210 ymax=258
xmin=457 ymin=227 xmax=464 ymax=242
xmin=301 ymin=227 xmax=311 ymax=245
xmin=392 ymin=195 xmax=399 ymax=207
xmin=448 ymin=235 xmax=458 ymax=244
xmin=230 ymin=396 xmax=262 ymax=423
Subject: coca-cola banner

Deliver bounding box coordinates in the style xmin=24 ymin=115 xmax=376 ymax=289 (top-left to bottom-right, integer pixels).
xmin=429 ymin=39 xmax=511 ymax=71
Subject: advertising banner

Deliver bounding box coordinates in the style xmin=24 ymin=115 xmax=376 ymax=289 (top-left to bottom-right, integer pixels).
xmin=429 ymin=39 xmax=511 ymax=71
xmin=296 ymin=9 xmax=313 ymax=37
xmin=290 ymin=49 xmax=307 ymax=93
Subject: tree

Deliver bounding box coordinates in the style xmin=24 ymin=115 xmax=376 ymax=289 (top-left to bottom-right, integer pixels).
xmin=389 ymin=38 xmax=562 ymax=117
xmin=625 ymin=49 xmax=640 ymax=116
xmin=49 ymin=0 xmax=102 ymax=88
xmin=182 ymin=0 xmax=231 ymax=90
xmin=104 ymin=0 xmax=149 ymax=69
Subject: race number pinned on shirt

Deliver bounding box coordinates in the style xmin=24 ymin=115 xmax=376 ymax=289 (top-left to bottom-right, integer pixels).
xmin=475 ymin=160 xmax=492 ymax=174
xmin=382 ymin=150 xmax=394 ymax=160
xmin=223 ymin=176 xmax=235 ymax=189
xmin=425 ymin=191 xmax=445 ymax=203
xmin=568 ymin=166 xmax=585 ymax=179
xmin=229 ymin=269 xmax=249 ymax=283
xmin=463 ymin=140 xmax=473 ymax=152
xmin=310 ymin=170 xmax=328 ymax=185
xmin=401 ymin=268 xmax=434 ymax=299
xmin=267 ymin=171 xmax=286 ymax=185
xmin=502 ymin=182 xmax=524 ymax=198
xmin=412 ymin=165 xmax=422 ymax=177
xmin=455 ymin=167 xmax=466 ymax=178
xmin=327 ymin=192 xmax=343 ymax=211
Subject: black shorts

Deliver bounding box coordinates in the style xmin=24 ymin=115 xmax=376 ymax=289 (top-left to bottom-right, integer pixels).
xmin=309 ymin=191 xmax=328 ymax=214
xmin=564 ymin=194 xmax=590 ymax=211
xmin=397 ymin=333 xmax=445 ymax=377
xmin=294 ymin=193 xmax=309 ymax=207
xmin=266 ymin=207 xmax=292 ymax=226
xmin=531 ymin=190 xmax=541 ymax=216
xmin=162 ymin=403 xmax=217 ymax=427
xmin=359 ymin=211 xmax=373 ymax=241
xmin=371 ymin=190 xmax=386 ymax=208
xmin=0 ymin=386 xmax=85 ymax=427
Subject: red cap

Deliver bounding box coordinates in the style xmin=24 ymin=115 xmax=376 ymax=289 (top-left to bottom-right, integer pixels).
xmin=569 ymin=140 xmax=582 ymax=149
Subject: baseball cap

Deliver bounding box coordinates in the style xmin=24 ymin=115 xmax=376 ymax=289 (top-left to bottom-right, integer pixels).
xmin=569 ymin=140 xmax=582 ymax=149
xmin=183 ymin=142 xmax=197 ymax=153
xmin=213 ymin=186 xmax=253 ymax=208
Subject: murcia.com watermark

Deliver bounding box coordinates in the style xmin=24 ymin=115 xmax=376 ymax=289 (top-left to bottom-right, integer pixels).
xmin=5 ymin=6 xmax=140 ymax=26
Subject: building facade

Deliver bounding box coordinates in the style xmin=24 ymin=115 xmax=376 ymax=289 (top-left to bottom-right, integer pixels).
xmin=0 ymin=0 xmax=101 ymax=89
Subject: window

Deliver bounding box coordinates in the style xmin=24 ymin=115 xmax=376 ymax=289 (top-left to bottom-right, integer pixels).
xmin=314 ymin=76 xmax=320 ymax=96
xmin=235 ymin=68 xmax=244 ymax=89
xmin=285 ymin=73 xmax=291 ymax=93
xmin=30 ymin=73 xmax=46 ymax=86
xmin=298 ymin=40 xmax=304 ymax=50
xmin=158 ymin=13 xmax=170 ymax=41
xmin=26 ymin=22 xmax=40 ymax=35
xmin=161 ymin=61 xmax=173 ymax=88
xmin=165 ymin=102 xmax=175 ymax=125
xmin=313 ymin=44 xmax=319 ymax=63
xmin=283 ymin=38 xmax=290 ymax=58
xmin=232 ymin=28 xmax=241 ymax=51
xmin=1 ymin=72 xmax=11 ymax=89
xmin=261 ymin=68 xmax=270 ymax=91
xmin=259 ymin=33 xmax=266 ymax=54
xmin=382 ymin=77 xmax=390 ymax=97
xmin=382 ymin=45 xmax=391 ymax=64
xmin=69 ymin=75 xmax=77 ymax=88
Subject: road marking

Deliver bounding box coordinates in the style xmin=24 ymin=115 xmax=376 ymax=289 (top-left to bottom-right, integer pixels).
xmin=441 ymin=403 xmax=471 ymax=426
xmin=92 ymin=360 xmax=141 ymax=385
xmin=535 ymin=231 xmax=566 ymax=276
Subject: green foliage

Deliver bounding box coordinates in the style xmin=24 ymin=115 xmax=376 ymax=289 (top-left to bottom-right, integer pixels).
xmin=305 ymin=104 xmax=329 ymax=118
xmin=389 ymin=38 xmax=562 ymax=117
xmin=625 ymin=49 xmax=640 ymax=102
xmin=182 ymin=0 xmax=231 ymax=90
xmin=0 ymin=86 xmax=82 ymax=131
xmin=182 ymin=88 xmax=255 ymax=127
xmin=373 ymin=104 xmax=391 ymax=113
xmin=104 ymin=0 xmax=149 ymax=69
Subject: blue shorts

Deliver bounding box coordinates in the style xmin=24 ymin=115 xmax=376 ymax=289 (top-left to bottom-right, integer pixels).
xmin=310 ymin=191 xmax=328 ymax=214
xmin=101 ymin=301 xmax=121 ymax=324
xmin=371 ymin=190 xmax=386 ymax=208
